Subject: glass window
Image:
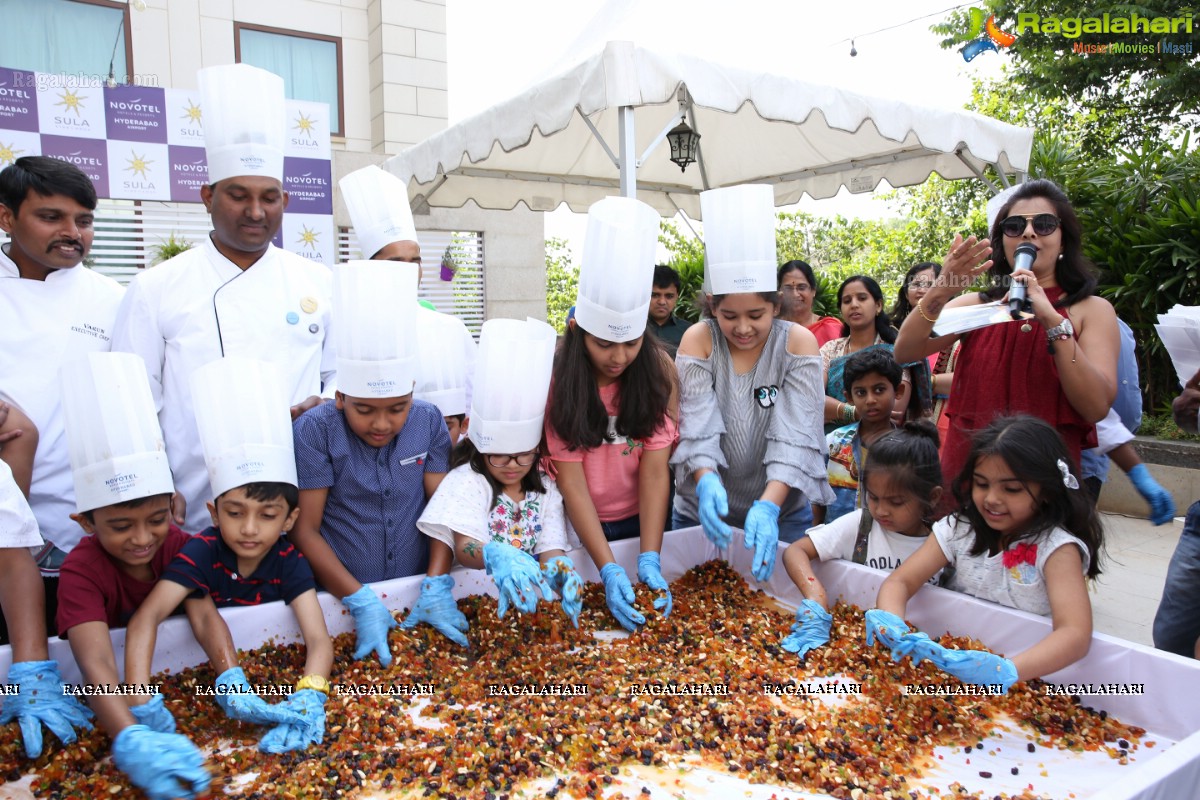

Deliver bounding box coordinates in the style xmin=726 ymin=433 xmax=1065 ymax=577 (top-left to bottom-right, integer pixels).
xmin=236 ymin=25 xmax=343 ymax=136
xmin=0 ymin=0 xmax=130 ymax=84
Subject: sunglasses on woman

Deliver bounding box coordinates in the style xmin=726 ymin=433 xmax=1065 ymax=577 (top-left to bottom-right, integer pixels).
xmin=1000 ymin=213 xmax=1059 ymax=238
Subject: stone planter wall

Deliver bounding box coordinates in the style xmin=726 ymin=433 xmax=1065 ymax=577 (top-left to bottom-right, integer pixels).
xmin=1098 ymin=437 xmax=1200 ymax=519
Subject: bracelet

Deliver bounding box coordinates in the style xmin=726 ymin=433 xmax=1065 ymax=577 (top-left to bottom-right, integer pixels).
xmin=916 ymin=298 xmax=939 ymax=324
xmin=841 ymin=403 xmax=857 ymax=423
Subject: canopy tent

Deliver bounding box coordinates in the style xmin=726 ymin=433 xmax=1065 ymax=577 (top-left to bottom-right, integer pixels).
xmin=383 ymin=41 xmax=1033 ymax=219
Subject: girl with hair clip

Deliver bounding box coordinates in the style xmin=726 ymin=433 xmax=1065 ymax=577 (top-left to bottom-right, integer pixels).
xmin=546 ymin=197 xmax=678 ymax=633
xmin=673 ymin=185 xmax=834 ymax=572
xmin=780 ymin=420 xmax=944 ymax=659
xmin=868 ymin=415 xmax=1105 ymax=693
xmin=893 ymin=179 xmax=1120 ymax=498
xmin=820 ymin=275 xmax=914 ymax=434
xmin=777 ymin=260 xmax=842 ymax=346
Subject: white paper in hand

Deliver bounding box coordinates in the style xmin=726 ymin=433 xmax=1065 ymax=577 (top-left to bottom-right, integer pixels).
xmin=931 ymin=301 xmax=1033 ymax=337
xmin=1155 ymin=305 xmax=1200 ymax=385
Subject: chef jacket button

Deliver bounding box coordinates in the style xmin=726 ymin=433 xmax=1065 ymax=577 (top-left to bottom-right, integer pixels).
xmin=286 ymin=312 xmax=299 ymax=325
xmin=308 ymin=323 xmax=320 ymax=334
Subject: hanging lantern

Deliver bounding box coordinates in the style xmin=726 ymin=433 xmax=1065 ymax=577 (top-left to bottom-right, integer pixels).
xmin=666 ymin=121 xmax=701 ymax=173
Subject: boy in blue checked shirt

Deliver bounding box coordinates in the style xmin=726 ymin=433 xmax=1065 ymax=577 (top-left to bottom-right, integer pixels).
xmin=124 ymin=358 xmax=332 ymax=766
xmin=291 ymin=262 xmax=452 ymax=667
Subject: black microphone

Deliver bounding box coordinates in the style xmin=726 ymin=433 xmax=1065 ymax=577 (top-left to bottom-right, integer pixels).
xmin=1009 ymin=243 xmax=1037 ymax=319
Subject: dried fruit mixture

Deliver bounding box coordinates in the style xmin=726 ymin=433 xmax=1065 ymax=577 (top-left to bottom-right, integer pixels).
xmin=0 ymin=561 xmax=1145 ymax=799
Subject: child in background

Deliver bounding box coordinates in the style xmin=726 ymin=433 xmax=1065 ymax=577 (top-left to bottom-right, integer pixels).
xmin=411 ymin=318 xmax=577 ymax=640
xmin=126 ymin=358 xmax=330 ymax=757
xmin=56 ymin=353 xmax=226 ymax=800
xmin=673 ymin=185 xmax=834 ymax=578
xmin=546 ymin=197 xmax=677 ymax=632
xmin=869 ymin=415 xmax=1104 ymax=693
xmin=780 ymin=421 xmax=942 ymax=658
xmin=292 ymin=263 xmax=452 ymax=666
xmin=818 ymin=349 xmax=904 ymax=524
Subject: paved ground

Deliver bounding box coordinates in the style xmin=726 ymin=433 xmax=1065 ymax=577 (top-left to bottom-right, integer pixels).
xmin=1091 ymin=511 xmax=1182 ymax=646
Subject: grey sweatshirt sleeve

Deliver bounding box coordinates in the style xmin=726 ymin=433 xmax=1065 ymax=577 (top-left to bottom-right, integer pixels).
xmin=671 ymin=353 xmax=728 ymax=475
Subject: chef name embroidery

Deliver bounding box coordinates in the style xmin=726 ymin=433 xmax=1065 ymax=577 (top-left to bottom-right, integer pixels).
xmin=70 ymin=322 xmax=110 ymax=342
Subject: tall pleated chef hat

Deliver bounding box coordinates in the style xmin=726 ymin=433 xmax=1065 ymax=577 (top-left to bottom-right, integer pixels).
xmin=573 ymin=196 xmax=659 ymax=343
xmin=190 ymin=357 xmax=297 ymax=498
xmin=413 ymin=307 xmax=476 ymax=417
xmin=339 ymin=165 xmax=418 ymax=259
xmin=701 ymin=184 xmax=777 ymax=295
xmin=335 ymin=260 xmax=420 ymax=399
xmin=467 ymin=318 xmax=555 ymax=454
xmin=198 ymin=63 xmax=286 ymax=184
xmin=62 ymin=352 xmax=174 ymax=513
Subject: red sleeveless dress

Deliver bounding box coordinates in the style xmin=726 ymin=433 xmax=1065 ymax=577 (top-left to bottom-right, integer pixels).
xmin=941 ymin=286 xmax=1097 ymax=493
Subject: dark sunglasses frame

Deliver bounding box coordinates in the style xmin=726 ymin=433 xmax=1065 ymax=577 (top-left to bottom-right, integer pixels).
xmin=486 ymin=451 xmax=538 ymax=467
xmin=1000 ymin=213 xmax=1060 ymax=238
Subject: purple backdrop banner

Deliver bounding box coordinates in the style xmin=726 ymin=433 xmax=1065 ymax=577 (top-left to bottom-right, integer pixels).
xmin=0 ymin=68 xmax=39 ymax=132
xmin=104 ymin=85 xmax=168 ymax=145
xmin=39 ymin=135 xmax=109 ymax=197
xmin=282 ymin=157 xmax=333 ymax=215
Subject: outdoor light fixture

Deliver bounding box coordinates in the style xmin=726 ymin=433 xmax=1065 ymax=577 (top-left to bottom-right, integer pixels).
xmin=667 ymin=121 xmax=701 ymax=172
xmin=849 ymin=39 xmax=858 ymax=57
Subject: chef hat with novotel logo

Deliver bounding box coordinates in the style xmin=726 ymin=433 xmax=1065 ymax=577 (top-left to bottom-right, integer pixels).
xmin=62 ymin=352 xmax=175 ymax=513
xmin=701 ymin=184 xmax=778 ymax=295
xmin=573 ymin=196 xmax=660 ymax=343
xmin=467 ymin=318 xmax=555 ymax=454
xmin=334 ymin=260 xmax=420 ymax=399
xmin=198 ymin=63 xmax=286 ymax=184
xmin=191 ymin=357 xmax=297 ymax=498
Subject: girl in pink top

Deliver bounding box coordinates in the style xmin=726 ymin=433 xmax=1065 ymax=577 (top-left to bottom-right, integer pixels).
xmin=545 ymin=320 xmax=678 ymax=631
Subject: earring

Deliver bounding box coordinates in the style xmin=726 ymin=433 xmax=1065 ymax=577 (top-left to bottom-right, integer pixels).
xmin=1057 ymin=253 xmax=1064 ymax=261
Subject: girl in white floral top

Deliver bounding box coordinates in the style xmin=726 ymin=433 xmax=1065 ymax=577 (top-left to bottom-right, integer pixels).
xmin=417 ymin=438 xmax=572 ymax=570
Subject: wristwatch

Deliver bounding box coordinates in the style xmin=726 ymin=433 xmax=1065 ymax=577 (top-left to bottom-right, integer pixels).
xmin=295 ymin=674 xmax=330 ymax=695
xmin=1045 ymin=317 xmax=1074 ymax=353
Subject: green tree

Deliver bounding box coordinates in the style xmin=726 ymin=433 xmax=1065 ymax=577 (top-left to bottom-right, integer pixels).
xmin=544 ymin=237 xmax=578 ymax=333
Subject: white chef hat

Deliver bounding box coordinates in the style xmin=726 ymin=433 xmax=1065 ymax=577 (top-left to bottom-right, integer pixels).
xmin=414 ymin=307 xmax=475 ymax=417
xmin=198 ymin=63 xmax=286 ymax=184
xmin=986 ymin=185 xmax=1022 ymax=233
xmin=574 ymin=196 xmax=659 ymax=343
xmin=190 ymin=357 xmax=297 ymax=499
xmin=701 ymin=184 xmax=777 ymax=295
xmin=61 ymin=353 xmax=174 ymax=513
xmin=335 ymin=260 xmax=420 ymax=399
xmin=468 ymin=318 xmax=555 ymax=454
xmin=339 ymin=165 xmax=418 ymax=259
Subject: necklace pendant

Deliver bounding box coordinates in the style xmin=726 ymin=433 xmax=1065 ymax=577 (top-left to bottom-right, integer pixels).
xmin=1020 ymin=323 xmax=1033 ymax=333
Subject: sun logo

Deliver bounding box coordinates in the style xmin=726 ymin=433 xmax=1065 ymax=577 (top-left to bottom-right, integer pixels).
xmin=961 ymin=7 xmax=1017 ymax=61
xmin=182 ymin=99 xmax=202 ymax=127
xmin=293 ymin=112 xmax=317 ymax=136
xmin=296 ymin=225 xmax=320 ymax=251
xmin=55 ymin=88 xmax=87 ymax=117
xmin=125 ymin=150 xmax=154 ymax=179
xmin=0 ymin=142 xmax=23 ymax=167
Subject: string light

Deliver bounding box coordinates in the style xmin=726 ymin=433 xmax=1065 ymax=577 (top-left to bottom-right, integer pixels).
xmin=834 ymin=3 xmax=973 ymax=56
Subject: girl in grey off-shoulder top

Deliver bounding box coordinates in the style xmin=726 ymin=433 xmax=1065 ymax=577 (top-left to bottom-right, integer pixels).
xmin=671 ymin=317 xmax=835 ymax=543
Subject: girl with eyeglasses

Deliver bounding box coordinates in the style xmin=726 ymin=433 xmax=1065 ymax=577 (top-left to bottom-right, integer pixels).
xmin=416 ymin=436 xmax=580 ymax=627
xmin=893 ymin=179 xmax=1119 ymax=511
xmin=777 ymin=260 xmax=842 ymax=346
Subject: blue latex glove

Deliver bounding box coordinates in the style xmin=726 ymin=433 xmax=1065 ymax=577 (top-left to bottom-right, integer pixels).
xmin=130 ymin=692 xmax=176 ymax=734
xmin=258 ymin=689 xmax=327 ymax=753
xmin=343 ymin=585 xmax=399 ymax=666
xmin=214 ymin=667 xmax=303 ymax=727
xmin=599 ymin=562 xmax=646 ymax=632
xmin=399 ymin=574 xmax=470 ymax=647
xmin=927 ymin=646 xmax=1019 ymax=694
xmin=111 ymin=724 xmax=210 ymax=800
xmin=743 ymin=500 xmax=781 ymax=581
xmin=864 ymin=609 xmax=911 ymax=652
xmin=1128 ymin=464 xmax=1176 ymax=525
xmin=695 ymin=472 xmax=732 ymax=548
xmin=888 ymin=630 xmax=945 ymax=665
xmin=780 ymin=599 xmax=832 ymax=658
xmin=482 ymin=541 xmax=553 ymax=618
xmin=541 ymin=555 xmax=584 ymax=627
xmin=0 ymin=660 xmax=94 ymax=758
xmin=636 ymin=551 xmax=673 ymax=618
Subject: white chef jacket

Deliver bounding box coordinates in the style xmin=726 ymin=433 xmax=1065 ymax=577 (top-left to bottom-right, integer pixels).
xmin=111 ymin=236 xmax=335 ymax=532
xmin=0 ymin=247 xmax=124 ymax=553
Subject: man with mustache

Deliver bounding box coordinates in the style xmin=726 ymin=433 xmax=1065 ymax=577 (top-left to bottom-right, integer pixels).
xmin=0 ymin=155 xmax=124 ymax=591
